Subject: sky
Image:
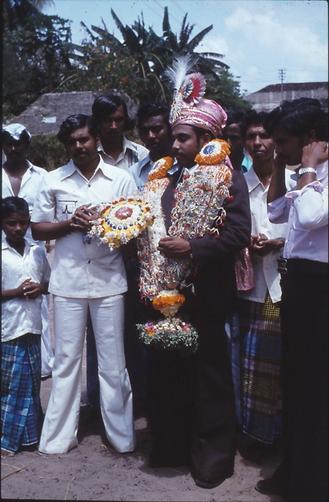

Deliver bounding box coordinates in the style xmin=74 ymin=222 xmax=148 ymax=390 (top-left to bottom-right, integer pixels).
xmin=44 ymin=0 xmax=328 ymax=95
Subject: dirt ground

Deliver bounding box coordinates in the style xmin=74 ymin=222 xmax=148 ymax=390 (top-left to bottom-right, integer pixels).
xmin=1 ymin=351 xmax=284 ymax=502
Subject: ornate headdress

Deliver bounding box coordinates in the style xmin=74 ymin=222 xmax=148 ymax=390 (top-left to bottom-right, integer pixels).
xmin=166 ymin=55 xmax=227 ymax=137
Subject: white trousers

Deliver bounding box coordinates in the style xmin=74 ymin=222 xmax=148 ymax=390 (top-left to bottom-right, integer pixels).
xmin=41 ymin=295 xmax=54 ymax=377
xmin=39 ymin=294 xmax=135 ymax=454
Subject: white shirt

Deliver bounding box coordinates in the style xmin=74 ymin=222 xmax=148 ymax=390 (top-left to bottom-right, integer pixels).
xmin=2 ymin=161 xmax=46 ymax=242
xmin=1 ymin=239 xmax=51 ymax=342
xmin=130 ymin=154 xmax=154 ymax=191
xmin=268 ymin=161 xmax=328 ymax=264
xmin=239 ymin=167 xmax=288 ymax=303
xmin=31 ymin=157 xmax=137 ymax=298
xmin=98 ymin=136 xmax=148 ymax=172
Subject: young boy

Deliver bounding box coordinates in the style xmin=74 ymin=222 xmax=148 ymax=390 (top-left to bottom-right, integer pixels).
xmin=1 ymin=196 xmax=50 ymax=456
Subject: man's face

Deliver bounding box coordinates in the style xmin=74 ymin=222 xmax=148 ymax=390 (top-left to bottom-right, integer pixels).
xmin=272 ymin=127 xmax=306 ymax=165
xmin=65 ymin=126 xmax=98 ymax=168
xmin=244 ymin=124 xmax=274 ymax=162
xmin=172 ymin=124 xmax=201 ymax=167
xmin=224 ymin=123 xmax=243 ymax=155
xmin=2 ymin=211 xmax=29 ymax=245
xmin=138 ymin=115 xmax=170 ymax=157
xmin=2 ymin=137 xmax=29 ymax=164
xmin=98 ymin=105 xmax=126 ymax=139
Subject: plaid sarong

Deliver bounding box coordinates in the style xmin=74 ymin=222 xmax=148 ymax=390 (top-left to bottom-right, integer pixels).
xmin=238 ymin=295 xmax=282 ymax=444
xmin=1 ymin=334 xmax=41 ymax=453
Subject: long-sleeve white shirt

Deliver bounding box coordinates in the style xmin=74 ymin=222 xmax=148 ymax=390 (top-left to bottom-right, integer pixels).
xmin=268 ymin=161 xmax=328 ymax=264
xmin=239 ymin=167 xmax=288 ymax=303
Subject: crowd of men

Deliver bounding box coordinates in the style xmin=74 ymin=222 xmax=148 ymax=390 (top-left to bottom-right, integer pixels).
xmin=1 ymin=82 xmax=328 ymax=502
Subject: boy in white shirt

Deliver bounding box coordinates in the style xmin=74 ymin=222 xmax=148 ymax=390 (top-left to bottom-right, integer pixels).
xmin=1 ymin=197 xmax=50 ymax=456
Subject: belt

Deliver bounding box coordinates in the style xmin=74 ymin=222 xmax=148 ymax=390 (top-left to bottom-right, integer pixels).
xmin=287 ymin=258 xmax=328 ymax=275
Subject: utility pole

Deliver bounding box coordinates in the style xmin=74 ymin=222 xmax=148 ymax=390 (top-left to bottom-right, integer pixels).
xmin=278 ymin=68 xmax=287 ymax=101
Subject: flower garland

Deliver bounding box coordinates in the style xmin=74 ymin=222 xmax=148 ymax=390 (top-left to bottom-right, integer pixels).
xmin=137 ymin=317 xmax=199 ymax=356
xmin=137 ymin=139 xmax=232 ymax=354
xmin=88 ymin=196 xmax=154 ymax=250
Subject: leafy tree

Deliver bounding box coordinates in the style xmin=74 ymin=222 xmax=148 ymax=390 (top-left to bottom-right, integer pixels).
xmin=65 ymin=7 xmax=248 ymax=109
xmin=3 ymin=1 xmax=75 ymax=119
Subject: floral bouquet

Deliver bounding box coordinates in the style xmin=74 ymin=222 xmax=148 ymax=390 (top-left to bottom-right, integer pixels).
xmin=87 ymin=196 xmax=154 ymax=250
xmin=137 ymin=316 xmax=198 ymax=355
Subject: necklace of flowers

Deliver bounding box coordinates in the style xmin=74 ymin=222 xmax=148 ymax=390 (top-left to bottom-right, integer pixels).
xmin=136 ymin=140 xmax=232 ymax=354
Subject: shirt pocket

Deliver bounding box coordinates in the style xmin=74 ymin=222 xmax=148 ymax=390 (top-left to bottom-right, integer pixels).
xmin=55 ymin=199 xmax=79 ymax=222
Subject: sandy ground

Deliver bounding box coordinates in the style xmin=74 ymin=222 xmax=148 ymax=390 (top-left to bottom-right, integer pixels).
xmin=1 ymin=247 xmax=284 ymax=501
xmin=1 ymin=349 xmax=284 ymax=502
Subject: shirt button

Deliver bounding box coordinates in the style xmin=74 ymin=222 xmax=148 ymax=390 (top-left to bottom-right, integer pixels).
xmin=87 ymin=260 xmax=91 ymax=264
xmin=88 ymin=184 xmax=91 ymax=187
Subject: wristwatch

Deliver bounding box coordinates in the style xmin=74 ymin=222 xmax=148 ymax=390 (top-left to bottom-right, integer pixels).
xmin=298 ymin=167 xmax=316 ymax=176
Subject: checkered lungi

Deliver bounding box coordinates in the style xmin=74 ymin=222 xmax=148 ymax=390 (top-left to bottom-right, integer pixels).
xmin=1 ymin=334 xmax=41 ymax=453
xmin=238 ymin=294 xmax=282 ymax=444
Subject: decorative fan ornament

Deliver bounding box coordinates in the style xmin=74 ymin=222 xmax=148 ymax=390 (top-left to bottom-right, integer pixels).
xmin=181 ymin=73 xmax=206 ymax=104
xmin=166 ymin=55 xmax=206 ymax=124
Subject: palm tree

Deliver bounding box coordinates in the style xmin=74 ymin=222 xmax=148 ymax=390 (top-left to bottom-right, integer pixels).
xmin=75 ymin=7 xmax=229 ymax=101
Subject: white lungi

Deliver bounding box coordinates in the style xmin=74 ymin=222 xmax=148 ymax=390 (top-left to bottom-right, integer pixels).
xmin=39 ymin=294 xmax=135 ymax=454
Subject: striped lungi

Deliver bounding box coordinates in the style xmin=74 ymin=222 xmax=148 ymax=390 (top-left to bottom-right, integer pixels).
xmin=238 ymin=294 xmax=282 ymax=444
xmin=1 ymin=334 xmax=41 ymax=453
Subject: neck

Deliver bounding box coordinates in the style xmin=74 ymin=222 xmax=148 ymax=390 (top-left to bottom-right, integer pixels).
xmin=150 ymin=148 xmax=172 ymax=162
xmin=8 ymin=238 xmax=25 ymax=255
xmin=101 ymin=136 xmax=124 ymax=158
xmin=75 ymin=155 xmax=99 ymax=180
xmin=253 ymin=159 xmax=274 ymax=187
xmin=4 ymin=159 xmax=29 ymax=175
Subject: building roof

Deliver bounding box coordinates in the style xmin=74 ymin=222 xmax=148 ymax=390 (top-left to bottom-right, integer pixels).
xmin=252 ymin=82 xmax=328 ymax=94
xmin=4 ymin=90 xmax=138 ymax=136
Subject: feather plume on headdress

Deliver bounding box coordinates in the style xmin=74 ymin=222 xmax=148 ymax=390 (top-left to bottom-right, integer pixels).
xmin=166 ymin=55 xmax=206 ymax=123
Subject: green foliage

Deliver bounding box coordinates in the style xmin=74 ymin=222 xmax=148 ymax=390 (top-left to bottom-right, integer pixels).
xmin=65 ymin=7 xmax=248 ymax=107
xmin=29 ymin=134 xmax=68 ymax=171
xmin=3 ymin=1 xmax=76 ymax=119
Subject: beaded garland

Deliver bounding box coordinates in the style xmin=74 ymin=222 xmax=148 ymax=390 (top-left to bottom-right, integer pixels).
xmin=137 ymin=139 xmax=232 ymax=353
xmin=88 ymin=197 xmax=154 ymax=250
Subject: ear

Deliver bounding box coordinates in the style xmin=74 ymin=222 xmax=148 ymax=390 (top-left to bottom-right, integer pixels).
xmin=302 ymin=128 xmax=317 ymax=145
xmin=199 ymin=131 xmax=212 ymax=147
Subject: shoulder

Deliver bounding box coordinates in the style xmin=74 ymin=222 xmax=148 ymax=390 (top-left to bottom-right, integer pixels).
xmin=29 ymin=162 xmax=47 ymax=174
xmin=126 ymin=139 xmax=149 ymax=158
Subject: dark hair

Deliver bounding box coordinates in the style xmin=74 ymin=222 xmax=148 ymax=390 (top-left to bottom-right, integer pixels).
xmin=92 ymin=93 xmax=134 ymax=131
xmin=225 ymin=109 xmax=247 ymax=127
xmin=2 ymin=196 xmax=30 ymax=219
xmin=264 ymin=98 xmax=328 ymax=140
xmin=240 ymin=110 xmax=270 ymax=138
xmin=1 ymin=129 xmax=31 ymax=147
xmin=137 ymin=102 xmax=170 ymax=129
xmin=57 ymin=114 xmax=97 ymax=145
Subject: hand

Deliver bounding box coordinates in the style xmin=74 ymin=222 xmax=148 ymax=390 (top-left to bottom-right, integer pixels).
xmin=69 ymin=205 xmax=99 ymax=231
xmin=158 ymin=237 xmax=191 ymax=258
xmin=250 ymin=233 xmax=268 ymax=255
xmin=18 ymin=279 xmax=43 ymax=298
xmin=273 ymin=152 xmax=286 ymax=170
xmin=301 ymin=141 xmax=328 ymax=168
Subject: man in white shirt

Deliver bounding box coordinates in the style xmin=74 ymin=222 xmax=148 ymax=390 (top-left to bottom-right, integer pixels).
xmin=232 ymin=111 xmax=288 ymax=462
xmin=86 ymin=94 xmax=148 ymax=412
xmin=92 ymin=93 xmax=148 ymax=171
xmin=1 ymin=123 xmax=54 ymax=379
xmin=130 ymin=102 xmax=172 ymax=190
xmin=255 ymin=98 xmax=328 ymax=502
xmin=31 ymin=114 xmax=137 ymax=455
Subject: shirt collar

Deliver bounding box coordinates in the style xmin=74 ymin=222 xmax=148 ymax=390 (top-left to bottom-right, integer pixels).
xmin=244 ymin=166 xmax=263 ymax=193
xmin=2 ymin=236 xmax=34 ymax=251
xmin=97 ymin=136 xmax=138 ymax=158
xmin=136 ymin=154 xmax=151 ymax=176
xmin=59 ymin=157 xmax=114 ymax=182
